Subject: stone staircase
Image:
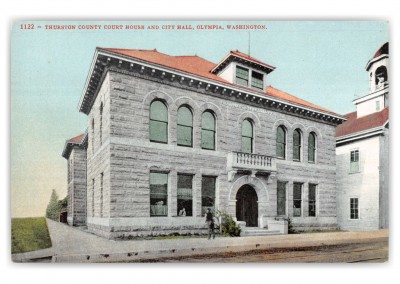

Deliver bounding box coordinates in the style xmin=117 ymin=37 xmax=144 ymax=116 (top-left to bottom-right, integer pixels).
xmin=240 ymin=227 xmax=281 ymax=237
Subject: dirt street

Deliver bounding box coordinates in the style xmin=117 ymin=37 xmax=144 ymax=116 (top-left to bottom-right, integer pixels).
xmin=128 ymin=237 xmax=388 ymax=263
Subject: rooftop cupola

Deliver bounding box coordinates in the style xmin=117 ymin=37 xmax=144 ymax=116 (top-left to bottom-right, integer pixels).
xmin=354 ymin=42 xmax=389 ymax=118
xmin=211 ymin=50 xmax=276 ymax=92
xmin=366 ymin=42 xmax=389 ymax=93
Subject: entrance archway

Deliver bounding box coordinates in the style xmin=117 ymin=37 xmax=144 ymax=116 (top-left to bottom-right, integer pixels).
xmin=236 ymin=185 xmax=258 ymax=227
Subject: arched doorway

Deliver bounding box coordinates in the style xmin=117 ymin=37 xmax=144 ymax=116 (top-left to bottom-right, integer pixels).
xmin=236 ymin=185 xmax=258 ymax=227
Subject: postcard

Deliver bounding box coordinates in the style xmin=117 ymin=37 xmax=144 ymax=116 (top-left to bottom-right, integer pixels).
xmin=11 ymin=20 xmax=389 ymax=263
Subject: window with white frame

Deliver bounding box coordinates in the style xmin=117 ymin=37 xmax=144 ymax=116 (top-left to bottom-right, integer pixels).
xmin=350 ymin=150 xmax=360 ymax=173
xmin=350 ymin=198 xmax=359 ymax=219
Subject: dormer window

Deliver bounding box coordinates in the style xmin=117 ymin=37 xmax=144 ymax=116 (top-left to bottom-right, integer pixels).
xmin=236 ymin=66 xmax=249 ymax=87
xmin=251 ymin=71 xmax=263 ymax=90
xmin=235 ymin=66 xmax=264 ymax=91
xmin=212 ymin=51 xmax=275 ymax=91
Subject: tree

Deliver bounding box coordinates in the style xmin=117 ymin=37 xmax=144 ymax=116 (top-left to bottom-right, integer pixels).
xmin=45 ymin=189 xmax=60 ymax=221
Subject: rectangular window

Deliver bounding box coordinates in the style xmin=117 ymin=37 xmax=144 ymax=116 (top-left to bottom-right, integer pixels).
xmin=350 ymin=198 xmax=359 ymax=219
xmin=350 ymin=150 xmax=360 ymax=173
xmin=293 ymin=183 xmax=302 ymax=217
xmin=308 ymin=184 xmax=317 ymax=217
xmin=150 ymin=172 xmax=168 ymax=216
xmin=251 ymin=71 xmax=264 ymax=90
xmin=91 ymin=118 xmax=95 ymax=153
xmin=236 ymin=66 xmax=249 ymax=86
xmin=100 ymin=173 xmax=104 ymax=218
xmin=92 ymin=178 xmax=95 ymax=217
xmin=277 ymin=181 xmax=287 ymax=216
xmin=201 ymin=176 xmax=216 ymax=215
xmin=177 ymin=174 xmax=193 ymax=216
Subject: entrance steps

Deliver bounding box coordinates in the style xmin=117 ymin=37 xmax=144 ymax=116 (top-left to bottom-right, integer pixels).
xmin=240 ymin=227 xmax=281 ymax=237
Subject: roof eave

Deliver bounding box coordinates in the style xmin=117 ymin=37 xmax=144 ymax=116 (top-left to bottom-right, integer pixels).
xmin=79 ymin=48 xmax=344 ymax=123
xmin=365 ymin=54 xmax=388 ymax=71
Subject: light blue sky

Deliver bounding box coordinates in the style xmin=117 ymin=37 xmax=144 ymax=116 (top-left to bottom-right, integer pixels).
xmin=11 ymin=20 xmax=388 ymax=217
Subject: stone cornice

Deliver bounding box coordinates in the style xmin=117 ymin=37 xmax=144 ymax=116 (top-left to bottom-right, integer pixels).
xmin=78 ymin=48 xmax=346 ymax=125
xmin=62 ymin=132 xmax=88 ymax=159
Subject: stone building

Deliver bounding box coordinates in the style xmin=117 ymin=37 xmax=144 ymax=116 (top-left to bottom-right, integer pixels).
xmin=336 ymin=43 xmax=389 ymax=231
xmin=63 ymin=47 xmax=345 ymax=239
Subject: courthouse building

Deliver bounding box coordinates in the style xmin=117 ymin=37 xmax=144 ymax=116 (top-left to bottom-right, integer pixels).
xmin=336 ymin=43 xmax=389 ymax=231
xmin=62 ymin=47 xmax=345 ymax=239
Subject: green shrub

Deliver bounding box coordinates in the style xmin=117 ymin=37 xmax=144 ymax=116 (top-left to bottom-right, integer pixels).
xmin=216 ymin=211 xmax=241 ymax=237
xmin=286 ymin=217 xmax=296 ymax=234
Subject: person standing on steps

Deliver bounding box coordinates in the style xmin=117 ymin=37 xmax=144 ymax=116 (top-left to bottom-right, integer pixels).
xmin=205 ymin=208 xmax=215 ymax=239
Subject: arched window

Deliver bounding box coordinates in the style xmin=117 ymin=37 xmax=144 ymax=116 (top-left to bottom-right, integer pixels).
xmin=99 ymin=102 xmax=103 ymax=145
xmin=241 ymin=119 xmax=253 ymax=153
xmin=177 ymin=106 xmax=193 ymax=147
xmin=308 ymin=132 xmax=316 ymax=163
xmin=276 ymin=126 xmax=286 ymax=159
xmin=293 ymin=129 xmax=302 ymax=161
xmin=91 ymin=118 xmax=95 ymax=153
xmin=375 ymin=66 xmax=388 ymax=87
xmin=201 ymin=111 xmax=216 ymax=150
xmin=149 ymin=100 xmax=168 ymax=143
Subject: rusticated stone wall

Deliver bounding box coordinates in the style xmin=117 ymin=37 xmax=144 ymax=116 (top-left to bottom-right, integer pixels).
xmin=86 ymin=69 xmax=338 ymax=238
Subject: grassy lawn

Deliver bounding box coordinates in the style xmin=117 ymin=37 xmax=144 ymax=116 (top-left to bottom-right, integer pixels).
xmin=11 ymin=217 xmax=52 ymax=254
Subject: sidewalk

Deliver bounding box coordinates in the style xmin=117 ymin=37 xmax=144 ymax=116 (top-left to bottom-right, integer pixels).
xmin=12 ymin=219 xmax=389 ymax=263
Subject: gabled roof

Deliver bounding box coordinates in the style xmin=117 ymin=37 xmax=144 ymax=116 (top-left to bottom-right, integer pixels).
xmin=336 ymin=107 xmax=389 ymax=138
xmin=62 ymin=133 xmax=87 ymax=159
xmin=98 ymin=48 xmax=337 ymax=115
xmin=211 ymin=50 xmax=276 ymax=74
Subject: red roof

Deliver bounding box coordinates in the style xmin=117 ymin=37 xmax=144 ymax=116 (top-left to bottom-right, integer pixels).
xmin=230 ymin=50 xmax=276 ymax=70
xmin=336 ymin=107 xmax=389 ymax=137
xmin=68 ymin=133 xmax=86 ymax=144
xmin=373 ymin=42 xmax=389 ymax=59
xmin=101 ymin=48 xmax=336 ymax=114
xmin=103 ymin=48 xmax=228 ymax=84
xmin=266 ymin=86 xmax=332 ymax=113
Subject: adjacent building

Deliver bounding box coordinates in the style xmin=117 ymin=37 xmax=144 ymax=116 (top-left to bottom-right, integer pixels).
xmin=336 ymin=43 xmax=389 ymax=231
xmin=63 ymin=47 xmax=346 ymax=239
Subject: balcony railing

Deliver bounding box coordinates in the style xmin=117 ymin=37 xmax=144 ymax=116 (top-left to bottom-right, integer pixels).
xmin=227 ymin=152 xmax=276 ymax=180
